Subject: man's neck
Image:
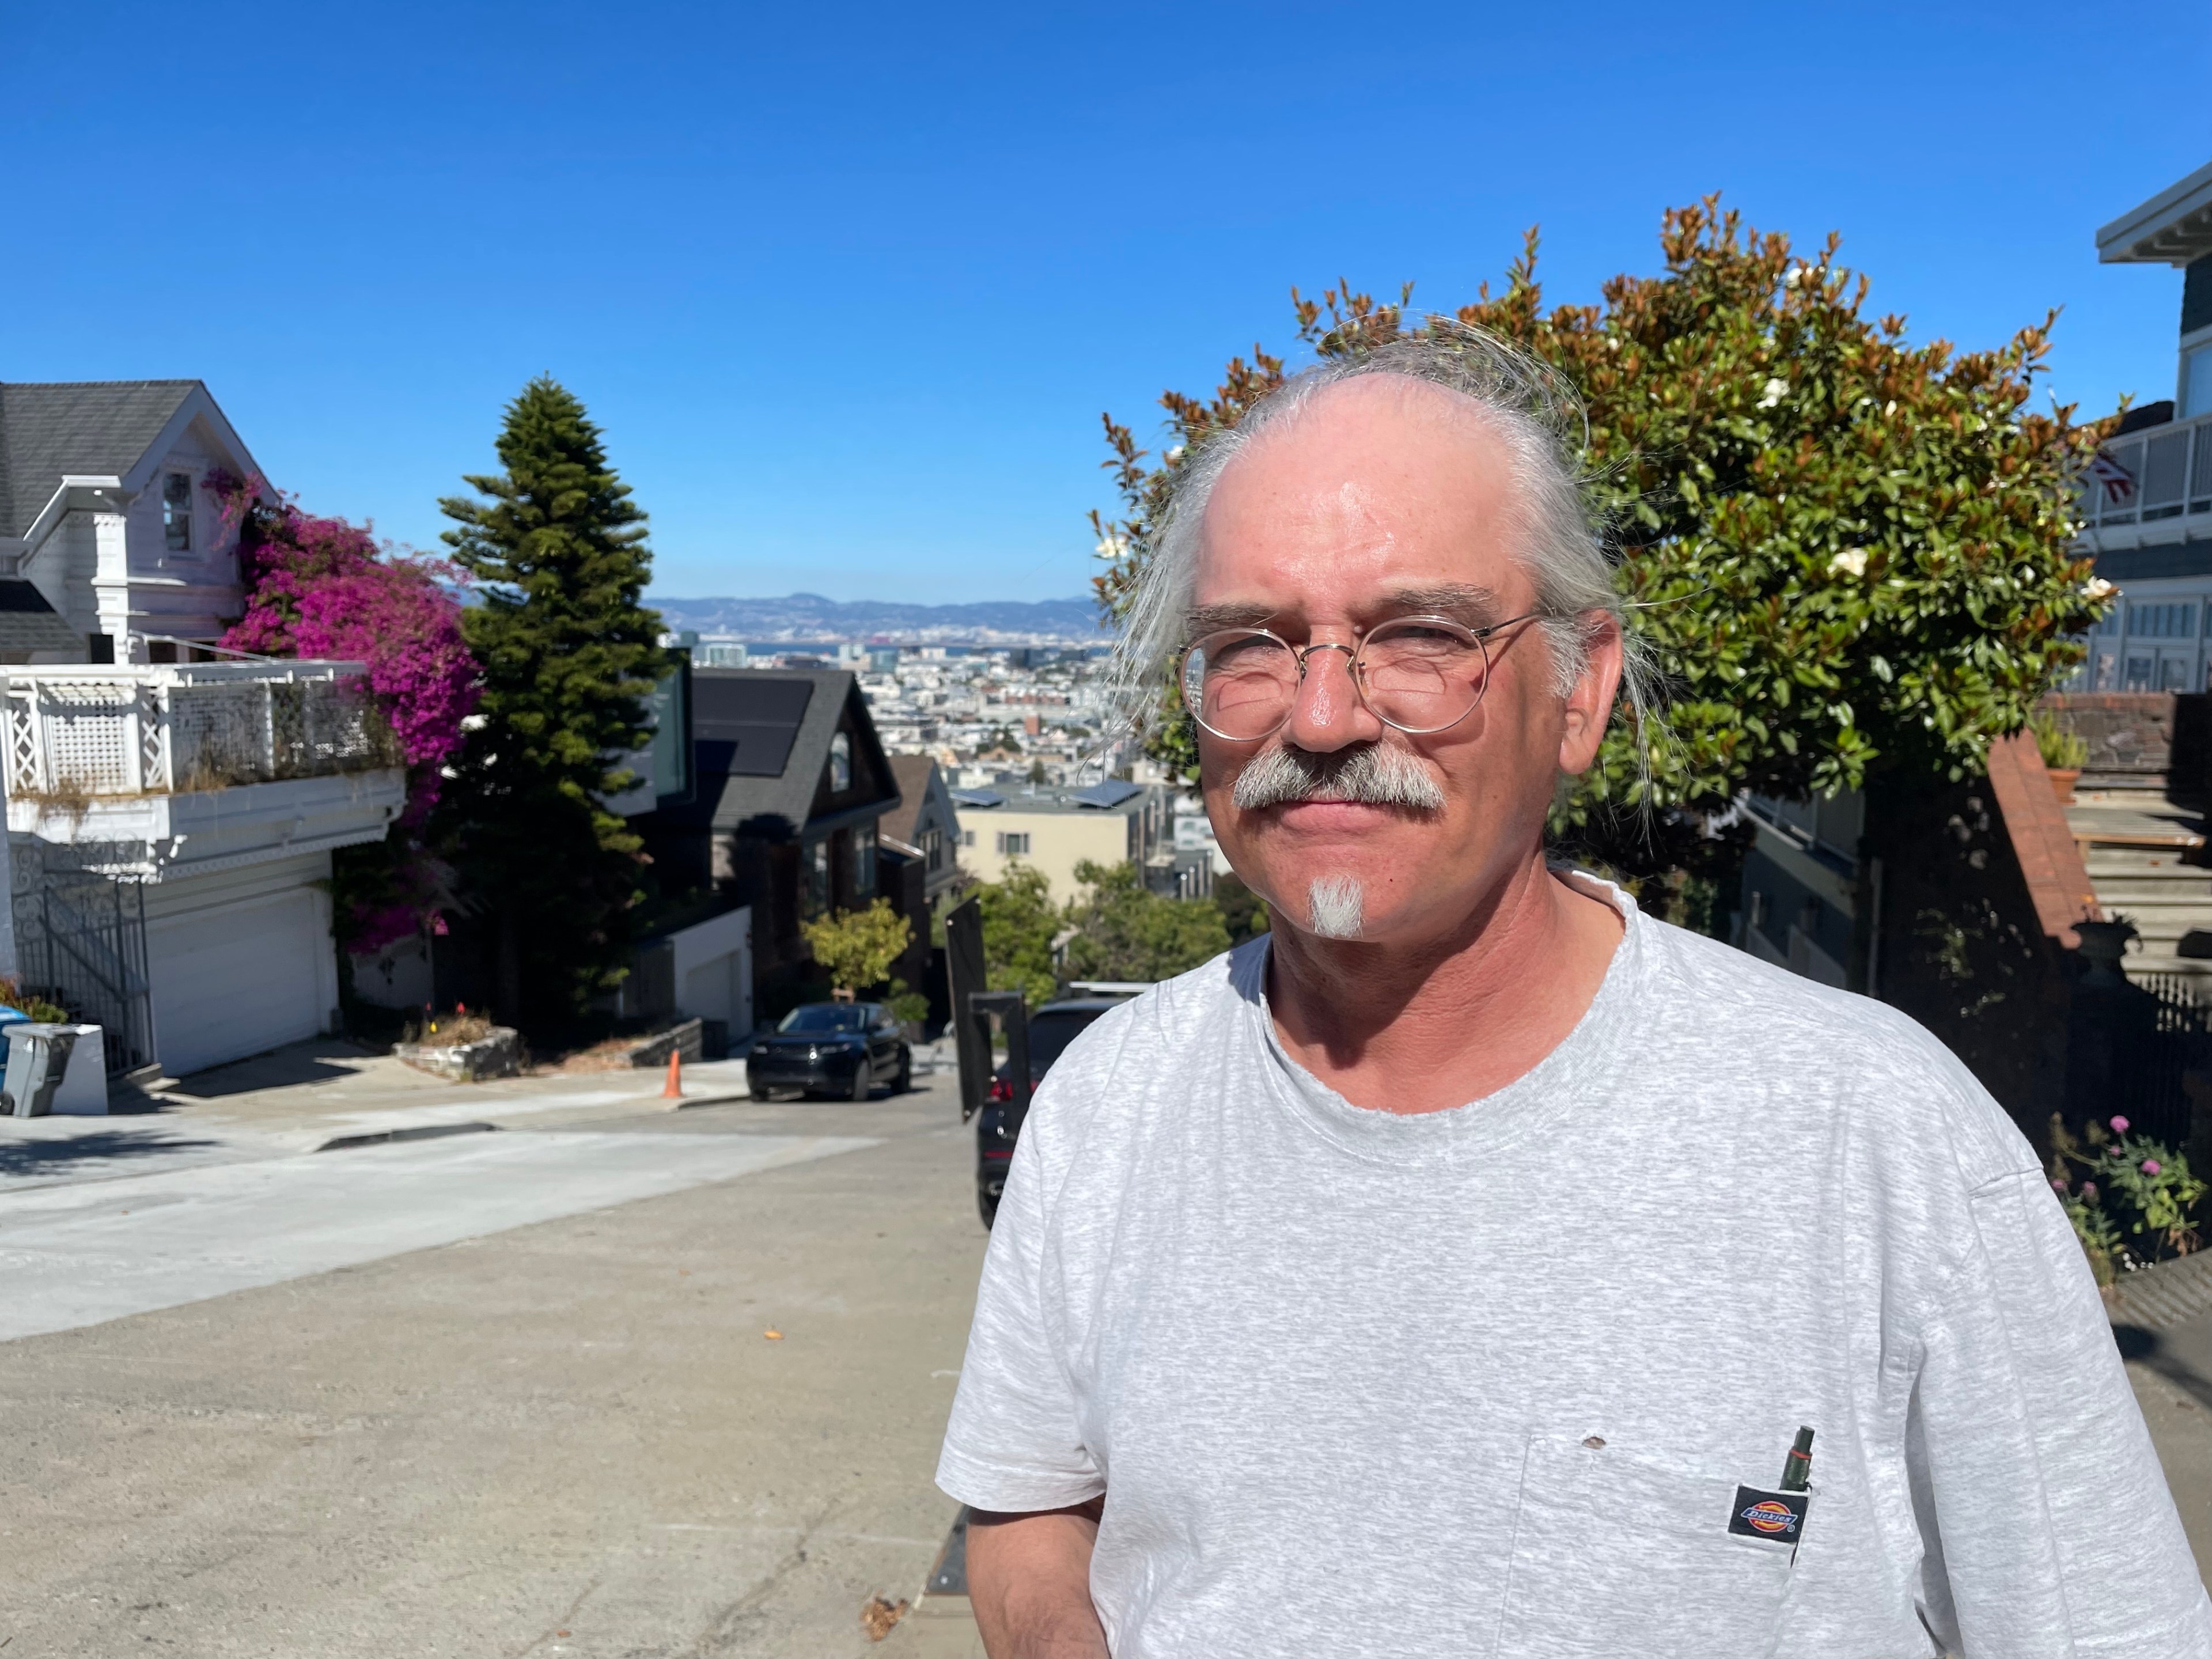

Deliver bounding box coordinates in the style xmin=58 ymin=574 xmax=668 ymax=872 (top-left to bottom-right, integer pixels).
xmin=1264 ymin=857 xmax=1624 ymax=1115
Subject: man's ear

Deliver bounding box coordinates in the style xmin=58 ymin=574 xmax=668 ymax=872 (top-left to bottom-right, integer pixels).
xmin=1557 ymin=615 xmax=1624 ymax=777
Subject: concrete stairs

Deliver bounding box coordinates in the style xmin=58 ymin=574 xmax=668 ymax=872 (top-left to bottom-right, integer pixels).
xmin=2067 ymin=788 xmax=2212 ymax=986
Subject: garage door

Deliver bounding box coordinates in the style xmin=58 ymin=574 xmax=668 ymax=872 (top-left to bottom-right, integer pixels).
xmin=147 ymin=889 xmax=327 ymax=1078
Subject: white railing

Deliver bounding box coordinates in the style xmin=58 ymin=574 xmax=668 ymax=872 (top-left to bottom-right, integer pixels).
xmin=2082 ymin=409 xmax=2212 ymax=532
xmin=3 ymin=661 xmax=397 ymax=800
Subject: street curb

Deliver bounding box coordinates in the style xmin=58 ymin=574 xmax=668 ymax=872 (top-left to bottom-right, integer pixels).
xmin=315 ymin=1121 xmax=502 ymax=1153
xmin=669 ymin=1089 xmax=753 ymax=1111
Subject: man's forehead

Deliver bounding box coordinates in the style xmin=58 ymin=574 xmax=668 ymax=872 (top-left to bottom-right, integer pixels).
xmin=1189 ymin=376 xmax=1527 ymax=610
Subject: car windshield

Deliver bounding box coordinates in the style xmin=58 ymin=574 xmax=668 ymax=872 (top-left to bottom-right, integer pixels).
xmin=1025 ymin=1009 xmax=1105 ymax=1077
xmin=778 ymin=1005 xmax=870 ymax=1034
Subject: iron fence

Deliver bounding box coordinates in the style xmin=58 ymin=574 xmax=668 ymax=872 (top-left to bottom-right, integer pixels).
xmin=2125 ymin=971 xmax=2212 ymax=1146
xmin=10 ymin=839 xmax=156 ymax=1078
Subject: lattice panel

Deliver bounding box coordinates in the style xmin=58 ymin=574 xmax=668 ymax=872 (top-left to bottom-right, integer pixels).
xmin=39 ymin=685 xmax=138 ymax=794
xmin=6 ymin=696 xmax=39 ymax=794
xmin=169 ymin=682 xmax=272 ymax=790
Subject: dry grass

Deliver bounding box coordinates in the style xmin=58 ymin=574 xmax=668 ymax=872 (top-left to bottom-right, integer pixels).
xmin=400 ymin=1012 xmax=499 ymax=1047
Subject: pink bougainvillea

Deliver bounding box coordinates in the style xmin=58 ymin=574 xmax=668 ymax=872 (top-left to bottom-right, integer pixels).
xmin=211 ymin=473 xmax=480 ymax=950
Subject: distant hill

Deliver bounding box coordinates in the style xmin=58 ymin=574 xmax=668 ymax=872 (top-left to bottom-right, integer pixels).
xmin=646 ymin=592 xmax=1109 ymax=644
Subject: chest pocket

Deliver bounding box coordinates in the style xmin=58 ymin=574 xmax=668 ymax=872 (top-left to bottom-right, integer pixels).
xmin=1490 ymin=1436 xmax=1797 ymax=1659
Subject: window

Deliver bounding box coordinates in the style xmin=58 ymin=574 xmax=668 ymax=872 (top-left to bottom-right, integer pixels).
xmin=828 ymin=731 xmax=852 ymax=793
xmin=997 ymin=831 xmax=1030 ymax=857
xmin=2165 ymin=657 xmax=2194 ymax=692
xmin=923 ymin=828 xmax=944 ymax=872
xmin=805 ymin=840 xmax=830 ymax=916
xmin=962 ymin=828 xmax=976 ymax=849
xmin=162 ymin=472 xmax=194 ymax=554
xmin=2187 ymin=343 xmax=2212 ymax=421
xmin=853 ymin=834 xmax=876 ymax=896
xmin=2127 ymin=654 xmax=2156 ymax=691
xmin=2128 ymin=602 xmax=2195 ymax=639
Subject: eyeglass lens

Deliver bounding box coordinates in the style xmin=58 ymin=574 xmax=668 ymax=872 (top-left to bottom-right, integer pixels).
xmin=1181 ymin=620 xmax=1491 ymax=740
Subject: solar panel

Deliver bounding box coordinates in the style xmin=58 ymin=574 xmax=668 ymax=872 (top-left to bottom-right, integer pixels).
xmin=692 ymin=675 xmax=815 ymax=778
xmin=1070 ymin=779 xmax=1143 ymax=809
xmin=950 ymin=789 xmax=1006 ymax=808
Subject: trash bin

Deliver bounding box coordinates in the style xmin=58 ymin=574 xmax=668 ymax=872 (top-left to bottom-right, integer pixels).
xmin=5 ymin=1024 xmax=79 ymax=1118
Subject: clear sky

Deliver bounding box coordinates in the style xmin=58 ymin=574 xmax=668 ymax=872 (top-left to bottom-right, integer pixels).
xmin=4 ymin=2 xmax=2207 ymax=605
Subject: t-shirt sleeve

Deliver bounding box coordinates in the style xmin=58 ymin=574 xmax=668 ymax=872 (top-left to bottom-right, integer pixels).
xmin=935 ymin=1107 xmax=1105 ymax=1512
xmin=1910 ymin=1167 xmax=2212 ymax=1656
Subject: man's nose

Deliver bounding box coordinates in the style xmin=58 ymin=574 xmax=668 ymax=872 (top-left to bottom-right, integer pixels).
xmin=1282 ymin=644 xmax=1383 ymax=753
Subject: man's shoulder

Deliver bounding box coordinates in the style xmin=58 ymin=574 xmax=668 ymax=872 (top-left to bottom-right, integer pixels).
xmin=1634 ymin=911 xmax=2035 ymax=1177
xmin=1045 ymin=938 xmax=1260 ymax=1081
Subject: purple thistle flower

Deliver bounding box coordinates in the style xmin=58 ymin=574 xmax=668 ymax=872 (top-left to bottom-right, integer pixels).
xmin=2052 ymin=1177 xmax=2070 ymax=1192
xmin=2083 ymin=1182 xmax=2099 ymax=1200
xmin=2111 ymin=1115 xmax=2132 ymax=1135
xmin=2143 ymin=1159 xmax=2163 ymax=1176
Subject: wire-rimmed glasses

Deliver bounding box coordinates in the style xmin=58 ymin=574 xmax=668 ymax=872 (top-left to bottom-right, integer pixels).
xmin=1177 ymin=613 xmax=1544 ymax=742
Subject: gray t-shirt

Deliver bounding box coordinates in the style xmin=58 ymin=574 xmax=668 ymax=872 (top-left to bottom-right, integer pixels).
xmin=937 ymin=886 xmax=2212 ymax=1657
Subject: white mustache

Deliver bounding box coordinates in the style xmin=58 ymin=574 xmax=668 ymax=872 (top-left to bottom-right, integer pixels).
xmin=1230 ymin=744 xmax=1447 ymax=812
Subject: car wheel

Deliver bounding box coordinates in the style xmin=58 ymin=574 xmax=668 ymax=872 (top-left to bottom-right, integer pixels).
xmin=850 ymin=1062 xmax=872 ymax=1102
xmin=893 ymin=1047 xmax=911 ymax=1093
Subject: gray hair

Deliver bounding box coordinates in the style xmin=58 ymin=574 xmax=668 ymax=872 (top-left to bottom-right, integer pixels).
xmin=1108 ymin=321 xmax=1656 ymax=757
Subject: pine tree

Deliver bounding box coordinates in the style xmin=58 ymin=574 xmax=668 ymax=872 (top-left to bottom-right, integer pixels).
xmin=436 ymin=376 xmax=665 ymax=1027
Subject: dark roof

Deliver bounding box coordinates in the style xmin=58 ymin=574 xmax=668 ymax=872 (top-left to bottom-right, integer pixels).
xmin=693 ymin=668 xmax=899 ymax=833
xmin=0 ymin=579 xmax=81 ymax=653
xmin=694 ymin=671 xmax=815 ymax=778
xmin=0 ymin=381 xmax=200 ymax=537
xmin=2116 ymin=400 xmax=2177 ymax=437
xmin=882 ymin=753 xmax=942 ymax=845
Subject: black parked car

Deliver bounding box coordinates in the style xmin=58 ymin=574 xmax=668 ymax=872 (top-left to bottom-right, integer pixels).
xmin=748 ymin=1002 xmax=911 ymax=1101
xmin=975 ymin=997 xmax=1123 ymax=1226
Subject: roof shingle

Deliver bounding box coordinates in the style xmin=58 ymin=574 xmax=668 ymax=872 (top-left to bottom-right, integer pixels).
xmin=0 ymin=380 xmax=201 ymax=537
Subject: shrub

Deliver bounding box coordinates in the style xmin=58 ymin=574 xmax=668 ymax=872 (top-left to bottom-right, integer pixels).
xmin=2050 ymin=1113 xmax=2206 ymax=1278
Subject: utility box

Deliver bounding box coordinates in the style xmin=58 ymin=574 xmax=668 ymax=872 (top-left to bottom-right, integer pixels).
xmin=4 ymin=1024 xmax=80 ymax=1118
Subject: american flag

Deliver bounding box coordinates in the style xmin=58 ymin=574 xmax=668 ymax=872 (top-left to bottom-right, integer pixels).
xmin=2092 ymin=451 xmax=2136 ymax=505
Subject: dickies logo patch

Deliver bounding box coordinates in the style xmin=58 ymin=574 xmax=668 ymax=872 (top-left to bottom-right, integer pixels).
xmin=1741 ymin=1500 xmax=1796 ymax=1535
xmin=1728 ymin=1485 xmax=1809 ymax=1542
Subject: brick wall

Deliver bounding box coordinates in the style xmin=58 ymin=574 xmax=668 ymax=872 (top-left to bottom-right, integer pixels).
xmin=2041 ymin=692 xmax=2177 ymax=788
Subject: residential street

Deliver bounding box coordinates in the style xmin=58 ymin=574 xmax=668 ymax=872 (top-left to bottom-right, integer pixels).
xmin=0 ymin=1066 xmax=987 ymax=1657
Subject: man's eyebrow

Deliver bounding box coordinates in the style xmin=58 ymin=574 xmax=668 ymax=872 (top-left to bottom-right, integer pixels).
xmin=1369 ymin=585 xmax=1507 ymax=627
xmin=1182 ymin=601 xmax=1278 ymax=639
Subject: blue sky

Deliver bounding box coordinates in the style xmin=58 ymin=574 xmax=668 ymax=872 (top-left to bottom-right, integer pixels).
xmin=3 ymin=2 xmax=2207 ymax=604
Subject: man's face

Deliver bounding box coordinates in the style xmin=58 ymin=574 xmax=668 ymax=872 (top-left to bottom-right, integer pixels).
xmin=1190 ymin=376 xmax=1618 ymax=948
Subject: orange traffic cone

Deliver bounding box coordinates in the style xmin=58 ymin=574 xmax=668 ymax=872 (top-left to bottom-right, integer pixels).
xmin=662 ymin=1049 xmax=683 ymax=1101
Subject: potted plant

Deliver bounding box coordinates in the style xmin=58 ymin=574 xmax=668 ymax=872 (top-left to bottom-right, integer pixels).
xmin=2030 ymin=711 xmax=2089 ymax=804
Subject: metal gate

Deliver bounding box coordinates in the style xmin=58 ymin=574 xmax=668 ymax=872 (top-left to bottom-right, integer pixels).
xmin=10 ymin=839 xmax=157 ymax=1078
xmin=2127 ymin=971 xmax=2212 ymax=1147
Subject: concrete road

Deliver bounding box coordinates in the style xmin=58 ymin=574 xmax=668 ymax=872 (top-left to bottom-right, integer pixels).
xmin=0 ymin=1077 xmax=987 ymax=1658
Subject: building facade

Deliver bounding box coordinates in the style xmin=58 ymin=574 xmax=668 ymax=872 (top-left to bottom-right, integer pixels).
xmin=2061 ymin=160 xmax=2212 ymax=692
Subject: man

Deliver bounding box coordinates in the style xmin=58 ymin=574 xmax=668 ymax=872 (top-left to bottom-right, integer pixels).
xmin=936 ymin=328 xmax=2211 ymax=1657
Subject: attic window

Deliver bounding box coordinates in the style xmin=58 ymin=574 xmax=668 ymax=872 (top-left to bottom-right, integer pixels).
xmin=162 ymin=473 xmax=194 ymax=554
xmin=829 ymin=731 xmax=852 ymax=793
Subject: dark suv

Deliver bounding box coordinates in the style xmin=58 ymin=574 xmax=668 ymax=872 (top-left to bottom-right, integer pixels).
xmin=748 ymin=1002 xmax=911 ymax=1100
xmin=975 ymin=998 xmax=1123 ymax=1226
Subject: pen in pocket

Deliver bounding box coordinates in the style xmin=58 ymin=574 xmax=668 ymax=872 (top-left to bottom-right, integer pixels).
xmin=1780 ymin=1426 xmax=1815 ymax=1492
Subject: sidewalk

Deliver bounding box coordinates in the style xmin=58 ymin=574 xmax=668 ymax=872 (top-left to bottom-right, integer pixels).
xmin=0 ymin=1036 xmax=757 ymax=1192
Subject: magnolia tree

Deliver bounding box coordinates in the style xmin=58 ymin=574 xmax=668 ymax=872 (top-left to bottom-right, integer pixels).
xmin=1092 ymin=200 xmax=2115 ymax=882
xmin=213 ymin=479 xmax=479 ymax=950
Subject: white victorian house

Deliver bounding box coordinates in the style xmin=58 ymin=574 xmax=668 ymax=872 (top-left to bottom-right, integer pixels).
xmin=0 ymin=380 xmax=405 ymax=1078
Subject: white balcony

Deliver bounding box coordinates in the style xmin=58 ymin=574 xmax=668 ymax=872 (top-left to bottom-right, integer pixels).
xmin=3 ymin=662 xmax=407 ymax=880
xmin=2079 ymin=412 xmax=2212 ymax=553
